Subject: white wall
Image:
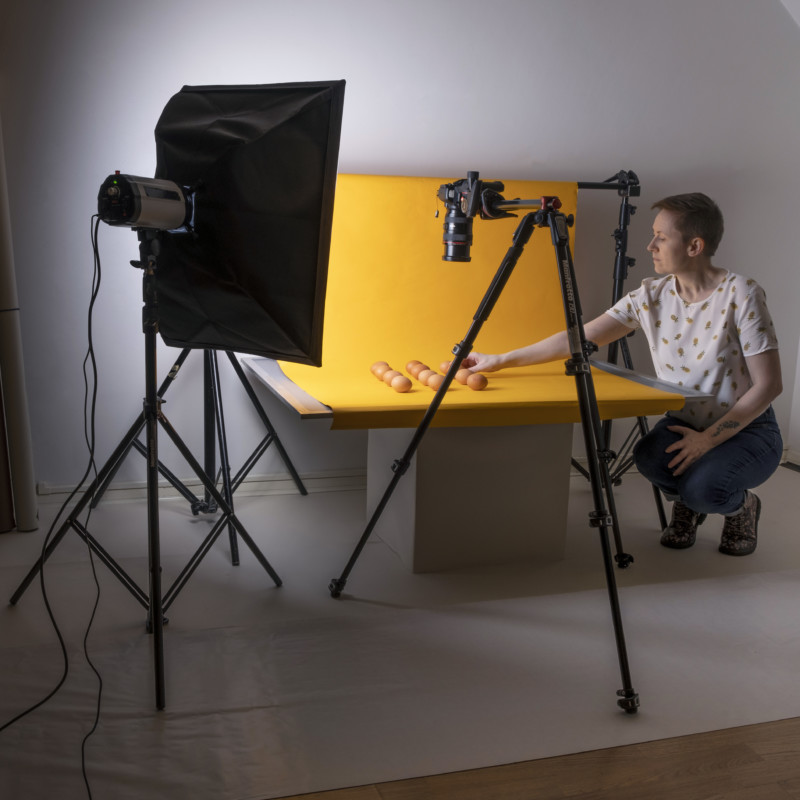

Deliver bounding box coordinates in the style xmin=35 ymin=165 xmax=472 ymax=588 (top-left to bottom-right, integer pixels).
xmin=2 ymin=0 xmax=800 ymax=489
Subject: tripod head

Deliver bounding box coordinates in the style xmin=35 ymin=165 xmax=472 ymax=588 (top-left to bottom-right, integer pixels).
xmin=437 ymin=171 xmax=571 ymax=262
xmin=603 ymin=169 xmax=640 ymax=198
xmin=437 ymin=171 xmax=518 ymax=262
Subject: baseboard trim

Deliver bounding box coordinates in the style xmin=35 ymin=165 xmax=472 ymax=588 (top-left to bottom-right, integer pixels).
xmin=37 ymin=443 xmax=795 ymax=505
xmin=569 ymin=456 xmax=640 ymax=477
xmin=36 ymin=469 xmax=368 ymax=505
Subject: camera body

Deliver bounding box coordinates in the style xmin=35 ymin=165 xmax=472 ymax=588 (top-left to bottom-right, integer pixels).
xmin=437 ymin=171 xmax=508 ymax=262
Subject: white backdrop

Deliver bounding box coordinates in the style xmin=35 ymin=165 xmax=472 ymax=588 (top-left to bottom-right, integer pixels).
xmin=2 ymin=0 xmax=800 ymax=490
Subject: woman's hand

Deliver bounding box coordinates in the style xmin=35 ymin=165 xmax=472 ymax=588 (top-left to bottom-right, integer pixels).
xmin=455 ymin=351 xmax=505 ymax=373
xmin=665 ymin=425 xmax=714 ymax=476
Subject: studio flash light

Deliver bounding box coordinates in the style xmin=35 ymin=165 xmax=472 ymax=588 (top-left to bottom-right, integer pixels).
xmin=98 ymin=172 xmax=192 ymax=232
xmin=92 ymin=80 xmax=346 ymax=365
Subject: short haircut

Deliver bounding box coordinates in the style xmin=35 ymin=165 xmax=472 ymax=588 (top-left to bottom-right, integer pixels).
xmin=651 ymin=193 xmax=724 ymax=257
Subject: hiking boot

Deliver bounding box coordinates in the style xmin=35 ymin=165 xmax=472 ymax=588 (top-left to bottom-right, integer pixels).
xmin=719 ymin=491 xmax=761 ymax=556
xmin=660 ymin=500 xmax=707 ymax=549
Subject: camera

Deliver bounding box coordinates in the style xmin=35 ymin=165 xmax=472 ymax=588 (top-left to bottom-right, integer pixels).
xmin=437 ymin=171 xmax=510 ymax=262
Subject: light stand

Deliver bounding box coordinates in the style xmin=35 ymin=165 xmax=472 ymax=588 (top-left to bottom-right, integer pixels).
xmin=86 ymin=346 xmax=308 ymax=567
xmin=329 ymin=182 xmax=639 ymax=714
xmin=574 ymin=171 xmax=668 ymax=531
xmin=10 ymin=230 xmax=284 ymax=709
xmin=12 ymin=80 xmax=346 ymax=709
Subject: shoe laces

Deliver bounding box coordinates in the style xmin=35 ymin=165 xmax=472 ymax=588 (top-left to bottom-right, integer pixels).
xmin=671 ymin=501 xmax=699 ymax=529
xmin=723 ymin=493 xmax=754 ymax=538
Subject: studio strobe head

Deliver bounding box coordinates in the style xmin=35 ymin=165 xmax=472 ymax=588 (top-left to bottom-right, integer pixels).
xmin=97 ymin=173 xmax=191 ymax=232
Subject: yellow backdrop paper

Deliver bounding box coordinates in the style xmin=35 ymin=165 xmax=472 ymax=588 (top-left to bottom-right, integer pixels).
xmin=281 ymin=174 xmax=682 ymax=428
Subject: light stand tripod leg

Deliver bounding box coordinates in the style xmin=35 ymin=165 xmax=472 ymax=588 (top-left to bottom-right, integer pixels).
xmin=70 ymin=518 xmax=151 ymax=608
xmin=89 ymin=347 xmax=193 ymax=509
xmin=9 ymin=410 xmax=149 ymax=605
xmin=330 ymin=213 xmax=540 ymax=598
xmin=607 ymin=336 xmax=668 ymax=531
xmin=229 ymin=435 xmax=272 ymax=493
xmin=129 ymin=438 xmax=201 ymax=506
xmin=226 ymin=352 xmax=308 ymax=496
xmin=156 ymin=409 xmax=283 ymax=588
xmin=207 ymin=351 xmax=239 ymax=565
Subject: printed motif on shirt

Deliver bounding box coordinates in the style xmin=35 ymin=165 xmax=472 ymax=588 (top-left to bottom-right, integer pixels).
xmin=606 ymin=272 xmax=778 ymax=427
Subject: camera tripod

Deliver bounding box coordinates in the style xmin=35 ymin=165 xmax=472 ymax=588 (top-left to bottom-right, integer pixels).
xmin=330 ymin=193 xmax=640 ymax=713
xmin=9 ymin=230 xmax=288 ymax=708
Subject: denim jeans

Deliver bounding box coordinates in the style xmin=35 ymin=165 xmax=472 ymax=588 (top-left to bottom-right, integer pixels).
xmin=632 ymin=407 xmax=783 ymax=516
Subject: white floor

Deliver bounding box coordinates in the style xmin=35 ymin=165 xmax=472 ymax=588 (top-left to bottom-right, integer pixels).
xmin=1 ymin=464 xmax=800 ymax=800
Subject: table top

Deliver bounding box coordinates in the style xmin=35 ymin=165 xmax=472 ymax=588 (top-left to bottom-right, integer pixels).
xmin=242 ymin=356 xmax=693 ymax=430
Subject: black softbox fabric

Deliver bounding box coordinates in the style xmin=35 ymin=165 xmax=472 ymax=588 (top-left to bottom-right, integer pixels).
xmin=153 ymin=81 xmax=345 ymax=365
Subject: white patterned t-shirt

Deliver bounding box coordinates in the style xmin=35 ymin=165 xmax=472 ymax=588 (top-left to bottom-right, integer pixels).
xmin=605 ymin=271 xmax=778 ymax=428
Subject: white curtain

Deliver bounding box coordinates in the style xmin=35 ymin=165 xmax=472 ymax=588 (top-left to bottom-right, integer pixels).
xmin=0 ymin=111 xmax=38 ymax=532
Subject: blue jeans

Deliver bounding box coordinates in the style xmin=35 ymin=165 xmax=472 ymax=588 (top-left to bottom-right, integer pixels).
xmin=632 ymin=407 xmax=783 ymax=516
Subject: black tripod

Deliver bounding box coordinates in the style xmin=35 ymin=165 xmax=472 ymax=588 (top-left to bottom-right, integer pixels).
xmin=573 ymin=171 xmax=668 ymax=531
xmin=329 ymin=192 xmax=640 ymax=713
xmin=9 ymin=230 xmax=284 ymax=709
xmin=86 ymin=346 xmax=308 ymax=566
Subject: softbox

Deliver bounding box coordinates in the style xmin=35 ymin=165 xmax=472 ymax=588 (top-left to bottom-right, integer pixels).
xmin=153 ymin=80 xmax=345 ymax=365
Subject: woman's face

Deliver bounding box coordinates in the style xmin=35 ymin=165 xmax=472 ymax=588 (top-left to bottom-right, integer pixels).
xmin=647 ymin=209 xmax=692 ymax=275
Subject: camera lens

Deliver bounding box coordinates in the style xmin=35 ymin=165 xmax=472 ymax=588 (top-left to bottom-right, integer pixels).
xmin=442 ymin=203 xmax=472 ymax=262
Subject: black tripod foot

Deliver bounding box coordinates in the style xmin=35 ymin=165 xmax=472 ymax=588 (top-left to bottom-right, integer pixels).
xmin=617 ymin=689 xmax=640 ymax=714
xmin=615 ymin=552 xmax=635 ymax=569
xmin=329 ymin=577 xmax=347 ymax=598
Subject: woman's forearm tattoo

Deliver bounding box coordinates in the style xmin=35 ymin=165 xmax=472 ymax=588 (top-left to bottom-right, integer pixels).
xmin=710 ymin=420 xmax=740 ymax=438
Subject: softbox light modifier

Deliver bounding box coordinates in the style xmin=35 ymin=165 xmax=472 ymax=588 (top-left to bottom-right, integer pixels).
xmin=152 ymin=80 xmax=345 ymax=365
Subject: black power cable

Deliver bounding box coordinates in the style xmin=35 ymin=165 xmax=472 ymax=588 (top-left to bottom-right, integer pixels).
xmin=1 ymin=215 xmax=106 ymax=799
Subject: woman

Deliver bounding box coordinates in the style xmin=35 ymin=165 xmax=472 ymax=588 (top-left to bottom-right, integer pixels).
xmin=460 ymin=193 xmax=783 ymax=556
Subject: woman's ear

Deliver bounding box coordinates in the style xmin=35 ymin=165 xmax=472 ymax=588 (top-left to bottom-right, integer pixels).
xmin=687 ymin=236 xmax=705 ymax=257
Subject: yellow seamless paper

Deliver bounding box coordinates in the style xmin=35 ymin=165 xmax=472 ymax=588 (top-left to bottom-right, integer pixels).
xmin=281 ymin=174 xmax=682 ymax=429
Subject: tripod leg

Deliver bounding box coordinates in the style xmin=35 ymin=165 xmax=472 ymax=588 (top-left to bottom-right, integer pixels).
xmin=549 ymin=212 xmax=639 ymax=712
xmin=633 ymin=414 xmax=668 ymax=530
xmin=567 ymin=358 xmax=633 ymax=568
xmin=603 ymin=472 xmax=634 ymax=569
xmin=71 ymin=519 xmax=150 ymax=608
xmin=652 ymin=485 xmax=668 ymax=530
xmin=329 ymin=462 xmax=407 ymax=597
xmin=570 ymin=457 xmax=591 ymax=481
xmin=572 ymin=364 xmax=639 ymax=712
xmin=209 ymin=352 xmax=239 ymax=565
xmin=619 ymin=336 xmax=667 ymax=527
xmin=229 ymin=435 xmax=271 ymax=493
xmin=121 ymin=438 xmax=202 ymax=510
xmin=157 ymin=409 xmax=282 ymax=587
xmin=330 ymin=212 xmax=541 ymax=597
xmin=596 ymin=503 xmax=640 ymax=713
xmin=90 ymin=348 xmax=193 ymax=509
xmin=227 ymin=352 xmax=308 ymax=496
xmin=9 ymin=411 xmax=148 ymax=605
